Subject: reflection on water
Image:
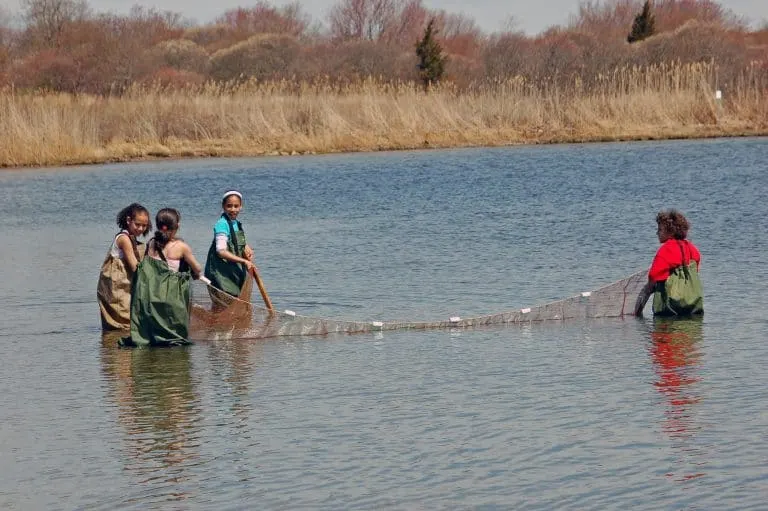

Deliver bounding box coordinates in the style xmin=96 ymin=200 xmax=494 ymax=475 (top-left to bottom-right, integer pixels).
xmin=203 ymin=339 xmax=262 ymax=425
xmin=2 ymin=139 xmax=767 ymax=508
xmin=647 ymin=317 xmax=706 ymax=482
xmin=100 ymin=334 xmax=201 ymax=496
xmin=99 ymin=333 xmax=266 ymax=505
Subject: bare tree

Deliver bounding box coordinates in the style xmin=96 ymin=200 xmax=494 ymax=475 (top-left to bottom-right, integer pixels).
xmin=434 ymin=11 xmax=481 ymax=40
xmin=0 ymin=5 xmax=12 ymax=46
xmin=570 ymin=0 xmax=747 ymax=43
xmin=217 ymin=1 xmax=310 ymax=38
xmin=378 ymin=0 xmax=427 ymax=46
xmin=0 ymin=6 xmax=11 ymax=82
xmin=483 ymin=32 xmax=532 ymax=78
xmin=20 ymin=0 xmax=89 ymax=48
xmin=429 ymin=10 xmax=483 ymax=58
xmin=499 ymin=15 xmax=520 ymax=34
xmin=0 ymin=4 xmax=11 ymax=30
xmin=328 ymin=0 xmax=401 ymax=41
xmin=95 ymin=6 xmax=184 ymax=92
xmin=569 ymin=0 xmax=637 ymax=42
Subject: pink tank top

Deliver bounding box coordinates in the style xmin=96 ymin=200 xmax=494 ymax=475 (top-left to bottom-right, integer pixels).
xmin=149 ymin=240 xmax=182 ymax=272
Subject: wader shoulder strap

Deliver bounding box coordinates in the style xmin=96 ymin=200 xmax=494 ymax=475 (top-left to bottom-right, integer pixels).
xmin=130 ymin=236 xmax=140 ymax=262
xmin=222 ymin=214 xmax=245 ymax=245
xmin=152 ymin=238 xmax=191 ymax=273
xmin=222 ymin=214 xmax=245 ymax=253
xmin=117 ymin=230 xmax=141 ymax=262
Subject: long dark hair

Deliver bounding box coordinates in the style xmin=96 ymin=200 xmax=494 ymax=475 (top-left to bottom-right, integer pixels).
xmin=153 ymin=208 xmax=181 ymax=252
xmin=116 ymin=203 xmax=152 ymax=236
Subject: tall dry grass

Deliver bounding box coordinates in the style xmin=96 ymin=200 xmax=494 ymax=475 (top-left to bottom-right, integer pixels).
xmin=1 ymin=61 xmax=766 ymax=168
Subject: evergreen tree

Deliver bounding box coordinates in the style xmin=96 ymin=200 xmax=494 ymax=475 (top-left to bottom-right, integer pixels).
xmin=415 ymin=19 xmax=446 ymax=90
xmin=627 ymin=0 xmax=656 ymax=43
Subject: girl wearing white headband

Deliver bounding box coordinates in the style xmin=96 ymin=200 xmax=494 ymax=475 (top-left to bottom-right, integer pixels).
xmin=203 ymin=190 xmax=255 ymax=296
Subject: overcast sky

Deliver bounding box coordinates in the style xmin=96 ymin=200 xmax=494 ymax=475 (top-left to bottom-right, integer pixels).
xmin=2 ymin=0 xmax=767 ymax=34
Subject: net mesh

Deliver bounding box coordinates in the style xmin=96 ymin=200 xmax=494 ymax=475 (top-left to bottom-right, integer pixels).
xmin=188 ymin=270 xmax=648 ymax=341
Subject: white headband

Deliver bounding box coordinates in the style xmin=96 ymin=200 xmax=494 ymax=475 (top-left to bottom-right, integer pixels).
xmin=222 ymin=190 xmax=243 ymax=201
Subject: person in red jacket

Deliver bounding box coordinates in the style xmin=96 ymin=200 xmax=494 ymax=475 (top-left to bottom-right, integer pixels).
xmin=634 ymin=209 xmax=702 ymax=316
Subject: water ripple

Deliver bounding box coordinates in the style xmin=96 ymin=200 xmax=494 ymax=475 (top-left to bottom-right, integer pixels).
xmin=2 ymin=139 xmax=768 ymax=509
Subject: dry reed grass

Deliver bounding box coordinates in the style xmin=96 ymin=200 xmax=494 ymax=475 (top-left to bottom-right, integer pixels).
xmin=1 ymin=62 xmax=766 ymax=168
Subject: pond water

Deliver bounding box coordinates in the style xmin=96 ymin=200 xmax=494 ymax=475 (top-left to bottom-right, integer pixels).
xmin=0 ymin=137 xmax=766 ymax=509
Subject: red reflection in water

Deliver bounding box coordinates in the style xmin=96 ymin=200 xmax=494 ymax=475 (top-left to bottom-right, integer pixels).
xmin=648 ymin=317 xmax=705 ymax=482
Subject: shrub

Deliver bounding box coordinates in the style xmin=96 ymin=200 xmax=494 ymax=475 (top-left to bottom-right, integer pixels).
xmin=141 ymin=67 xmax=207 ymax=89
xmin=149 ymin=39 xmax=209 ymax=73
xmin=208 ymin=34 xmax=301 ymax=82
xmin=10 ymin=49 xmax=79 ymax=91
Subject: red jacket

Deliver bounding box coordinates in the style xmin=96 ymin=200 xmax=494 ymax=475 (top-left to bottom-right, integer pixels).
xmin=649 ymin=239 xmax=701 ymax=282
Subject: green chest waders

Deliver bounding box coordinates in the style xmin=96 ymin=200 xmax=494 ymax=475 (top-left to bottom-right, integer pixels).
xmin=652 ymin=241 xmax=704 ymax=316
xmin=124 ymin=243 xmax=192 ymax=347
xmin=204 ymin=216 xmax=248 ymax=297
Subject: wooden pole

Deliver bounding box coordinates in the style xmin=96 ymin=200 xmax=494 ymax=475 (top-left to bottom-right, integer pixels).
xmin=251 ymin=267 xmax=274 ymax=311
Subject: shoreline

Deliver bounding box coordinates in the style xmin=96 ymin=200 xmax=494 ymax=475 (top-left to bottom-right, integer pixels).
xmin=3 ymin=125 xmax=766 ymax=171
xmin=2 ymin=66 xmax=765 ymax=170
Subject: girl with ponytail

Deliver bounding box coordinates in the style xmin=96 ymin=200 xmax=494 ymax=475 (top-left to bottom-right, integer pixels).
xmin=147 ymin=208 xmax=200 ymax=274
xmin=123 ymin=208 xmax=203 ymax=347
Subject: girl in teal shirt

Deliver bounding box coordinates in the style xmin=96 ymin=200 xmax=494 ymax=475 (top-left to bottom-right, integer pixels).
xmin=204 ymin=191 xmax=256 ymax=296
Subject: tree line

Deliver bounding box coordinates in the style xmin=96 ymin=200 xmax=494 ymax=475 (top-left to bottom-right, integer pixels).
xmin=0 ymin=0 xmax=766 ymax=94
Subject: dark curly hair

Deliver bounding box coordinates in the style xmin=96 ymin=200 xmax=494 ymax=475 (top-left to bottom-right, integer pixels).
xmin=656 ymin=209 xmax=690 ymax=240
xmin=116 ymin=203 xmax=152 ymax=236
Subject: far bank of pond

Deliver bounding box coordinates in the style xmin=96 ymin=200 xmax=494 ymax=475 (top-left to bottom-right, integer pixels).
xmin=2 ymin=72 xmax=765 ymax=168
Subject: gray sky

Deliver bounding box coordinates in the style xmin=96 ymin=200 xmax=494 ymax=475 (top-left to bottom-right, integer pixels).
xmin=2 ymin=0 xmax=767 ymax=34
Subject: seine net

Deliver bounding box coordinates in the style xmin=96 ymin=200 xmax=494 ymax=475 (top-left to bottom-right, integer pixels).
xmin=188 ymin=270 xmax=648 ymax=341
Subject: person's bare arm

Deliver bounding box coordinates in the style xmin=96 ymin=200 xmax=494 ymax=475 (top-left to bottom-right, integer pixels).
xmin=115 ymin=234 xmax=139 ymax=273
xmin=633 ymin=280 xmax=654 ymax=317
xmin=182 ymin=243 xmax=203 ymax=279
xmin=217 ymin=248 xmax=256 ymax=271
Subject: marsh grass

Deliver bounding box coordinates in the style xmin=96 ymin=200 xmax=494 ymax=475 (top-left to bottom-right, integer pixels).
xmin=1 ymin=62 xmax=766 ymax=168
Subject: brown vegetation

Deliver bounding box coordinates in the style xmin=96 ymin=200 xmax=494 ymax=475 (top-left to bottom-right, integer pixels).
xmin=0 ymin=0 xmax=766 ymax=167
xmin=1 ymin=62 xmax=766 ymax=168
